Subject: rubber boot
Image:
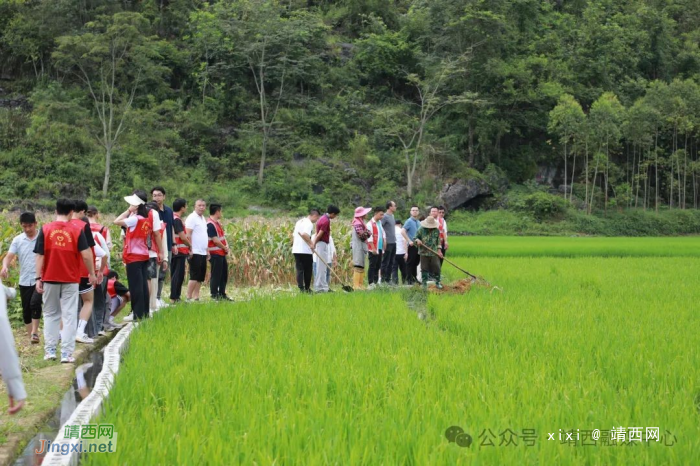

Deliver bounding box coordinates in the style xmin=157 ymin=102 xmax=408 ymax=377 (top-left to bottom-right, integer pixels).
xmin=353 ymin=269 xmax=365 ymax=291
xmin=436 ymin=274 xmax=443 ymax=290
xmin=421 ymin=271 xmax=429 ymax=290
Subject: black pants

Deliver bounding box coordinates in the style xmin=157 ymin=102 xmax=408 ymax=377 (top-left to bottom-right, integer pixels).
xmin=157 ymin=251 xmax=172 ymax=299
xmin=380 ymin=243 xmax=396 ymax=284
xmin=170 ymin=255 xmax=187 ymax=301
xmin=126 ymin=260 xmax=150 ymax=320
xmin=406 ymin=245 xmax=420 ymax=284
xmin=439 ymin=245 xmax=447 ymax=266
xmin=19 ymin=285 xmax=42 ymax=325
xmin=367 ymin=250 xmax=383 ymax=285
xmin=294 ymin=253 xmax=313 ymax=291
xmin=209 ymin=255 xmax=228 ymax=298
xmin=392 ymin=253 xmax=407 ymax=284
xmin=86 ymin=279 xmax=107 ymax=337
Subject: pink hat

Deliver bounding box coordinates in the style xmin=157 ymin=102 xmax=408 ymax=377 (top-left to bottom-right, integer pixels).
xmin=354 ymin=206 xmax=372 ymax=217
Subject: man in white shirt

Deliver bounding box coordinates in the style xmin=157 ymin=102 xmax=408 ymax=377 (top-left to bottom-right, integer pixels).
xmin=1 ymin=212 xmax=42 ymax=343
xmin=185 ymin=199 xmax=209 ymax=301
xmin=392 ymin=219 xmax=408 ymax=284
xmin=292 ymin=209 xmax=320 ymax=293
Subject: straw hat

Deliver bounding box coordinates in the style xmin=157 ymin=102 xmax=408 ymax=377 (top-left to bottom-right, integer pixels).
xmin=420 ymin=216 xmax=438 ymax=229
xmin=354 ymin=206 xmax=372 ymax=217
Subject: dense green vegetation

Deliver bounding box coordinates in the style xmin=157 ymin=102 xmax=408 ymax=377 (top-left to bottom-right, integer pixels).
xmin=448 ymin=206 xmax=700 ymax=236
xmin=86 ymin=251 xmax=700 ymax=464
xmin=1 ymin=0 xmax=700 ymax=213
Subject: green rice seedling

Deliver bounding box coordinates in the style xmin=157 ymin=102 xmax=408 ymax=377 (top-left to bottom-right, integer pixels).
xmin=447 ymin=236 xmax=700 ymax=258
xmin=85 ymin=255 xmax=700 ymax=465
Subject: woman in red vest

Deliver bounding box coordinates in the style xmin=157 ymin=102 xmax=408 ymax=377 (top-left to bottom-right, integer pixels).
xmin=113 ymin=191 xmax=152 ymax=320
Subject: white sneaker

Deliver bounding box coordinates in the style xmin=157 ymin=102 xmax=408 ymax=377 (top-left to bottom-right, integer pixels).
xmin=157 ymin=299 xmax=169 ymax=309
xmin=75 ymin=333 xmax=94 ymax=344
xmin=97 ymin=330 xmax=107 ymax=337
xmin=44 ymin=351 xmax=57 ymax=361
xmin=61 ymin=354 xmax=75 ymax=364
xmin=123 ymin=313 xmax=134 ymax=322
xmin=3 ymin=285 xmax=17 ymax=300
xmin=108 ymin=318 xmax=124 ymax=329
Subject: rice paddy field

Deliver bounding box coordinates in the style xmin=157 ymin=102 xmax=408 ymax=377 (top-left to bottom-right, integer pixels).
xmin=84 ymin=237 xmax=700 ymax=465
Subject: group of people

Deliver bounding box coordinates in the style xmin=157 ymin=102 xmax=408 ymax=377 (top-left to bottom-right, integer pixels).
xmin=293 ymin=202 xmax=449 ymax=293
xmin=0 ymin=187 xmax=239 ymax=414
xmin=1 ymin=192 xmax=449 ymax=415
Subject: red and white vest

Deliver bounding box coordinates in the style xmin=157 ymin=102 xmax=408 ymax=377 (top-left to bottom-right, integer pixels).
xmin=206 ymin=218 xmax=228 ymax=256
xmin=173 ymin=213 xmax=190 ymax=255
xmin=69 ymin=218 xmax=94 ymax=278
xmin=107 ymin=278 xmax=117 ymax=299
xmin=89 ymin=222 xmax=108 ymax=240
xmin=438 ymin=217 xmax=446 ymax=244
xmin=123 ymin=215 xmax=153 ymax=264
xmin=92 ymin=231 xmax=109 ymax=275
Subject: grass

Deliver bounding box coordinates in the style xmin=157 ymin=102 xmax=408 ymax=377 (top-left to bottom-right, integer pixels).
xmin=84 ymin=251 xmax=700 ymax=465
xmin=446 ymin=236 xmax=700 ymax=258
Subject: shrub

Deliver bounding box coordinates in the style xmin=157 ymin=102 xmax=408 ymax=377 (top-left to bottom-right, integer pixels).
xmin=512 ymin=192 xmax=568 ymax=221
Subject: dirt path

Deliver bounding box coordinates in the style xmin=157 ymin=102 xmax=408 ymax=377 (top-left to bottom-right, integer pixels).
xmin=0 ymin=328 xmax=116 ymax=466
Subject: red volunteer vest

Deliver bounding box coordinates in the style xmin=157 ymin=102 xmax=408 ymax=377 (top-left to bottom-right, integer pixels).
xmin=149 ymin=210 xmax=162 ymax=257
xmin=70 ymin=219 xmax=94 ymax=278
xmin=123 ymin=215 xmax=152 ymax=264
xmin=92 ymin=232 xmax=109 ymax=275
xmin=41 ymin=221 xmax=83 ymax=283
xmin=107 ymin=278 xmax=117 ymax=298
xmin=89 ymin=222 xmax=107 ymax=239
xmin=368 ymin=220 xmax=382 ymax=252
xmin=438 ymin=217 xmax=447 ymax=246
xmin=206 ymin=218 xmax=228 ymax=256
xmin=173 ymin=214 xmax=190 ymax=255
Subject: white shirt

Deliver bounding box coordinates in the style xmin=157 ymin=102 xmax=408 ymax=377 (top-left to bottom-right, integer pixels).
xmin=148 ymin=211 xmax=164 ymax=258
xmin=395 ymin=226 xmax=407 ymax=255
xmin=185 ymin=212 xmax=208 ymax=255
xmin=8 ymin=232 xmax=38 ymax=286
xmin=292 ymin=217 xmax=314 ymax=254
xmin=93 ymin=231 xmax=110 ymax=269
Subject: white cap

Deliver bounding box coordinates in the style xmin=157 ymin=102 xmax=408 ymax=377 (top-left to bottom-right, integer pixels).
xmin=124 ymin=194 xmax=145 ymax=206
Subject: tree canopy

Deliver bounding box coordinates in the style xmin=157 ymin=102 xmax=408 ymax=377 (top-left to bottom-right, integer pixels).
xmin=0 ymin=0 xmax=699 ymax=212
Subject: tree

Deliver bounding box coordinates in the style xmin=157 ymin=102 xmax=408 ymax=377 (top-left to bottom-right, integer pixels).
xmin=220 ymin=1 xmax=327 ymax=186
xmin=53 ymin=12 xmax=169 ymax=196
xmin=548 ymin=94 xmax=585 ymax=202
xmin=376 ymin=55 xmax=478 ymax=198
xmin=589 ymin=92 xmax=625 ymax=213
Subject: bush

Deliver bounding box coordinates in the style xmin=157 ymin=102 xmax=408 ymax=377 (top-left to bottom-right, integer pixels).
xmin=512 ymin=192 xmax=568 ymax=221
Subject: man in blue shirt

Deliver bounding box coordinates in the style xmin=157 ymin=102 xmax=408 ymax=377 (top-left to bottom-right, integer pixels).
xmin=401 ymin=205 xmax=421 ymax=284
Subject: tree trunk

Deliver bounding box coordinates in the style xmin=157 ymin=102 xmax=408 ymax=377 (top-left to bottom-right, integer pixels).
xmin=102 ymin=145 xmax=112 ymax=197
xmin=584 ymin=141 xmax=589 ymax=214
xmin=406 ymin=149 xmax=413 ymax=198
xmin=563 ymin=141 xmax=567 ymax=202
xmin=589 ymin=157 xmax=599 ymax=215
xmin=655 ymin=131 xmax=659 ymax=213
xmin=258 ymin=129 xmax=268 ymax=187
xmin=570 ymin=148 xmax=576 ymax=203
xmin=468 ymin=122 xmax=475 ymax=167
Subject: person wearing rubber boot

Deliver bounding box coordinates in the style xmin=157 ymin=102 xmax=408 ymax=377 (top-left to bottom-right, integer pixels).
xmin=350 ymin=206 xmax=372 ymax=290
xmin=414 ymin=216 xmax=443 ymax=290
